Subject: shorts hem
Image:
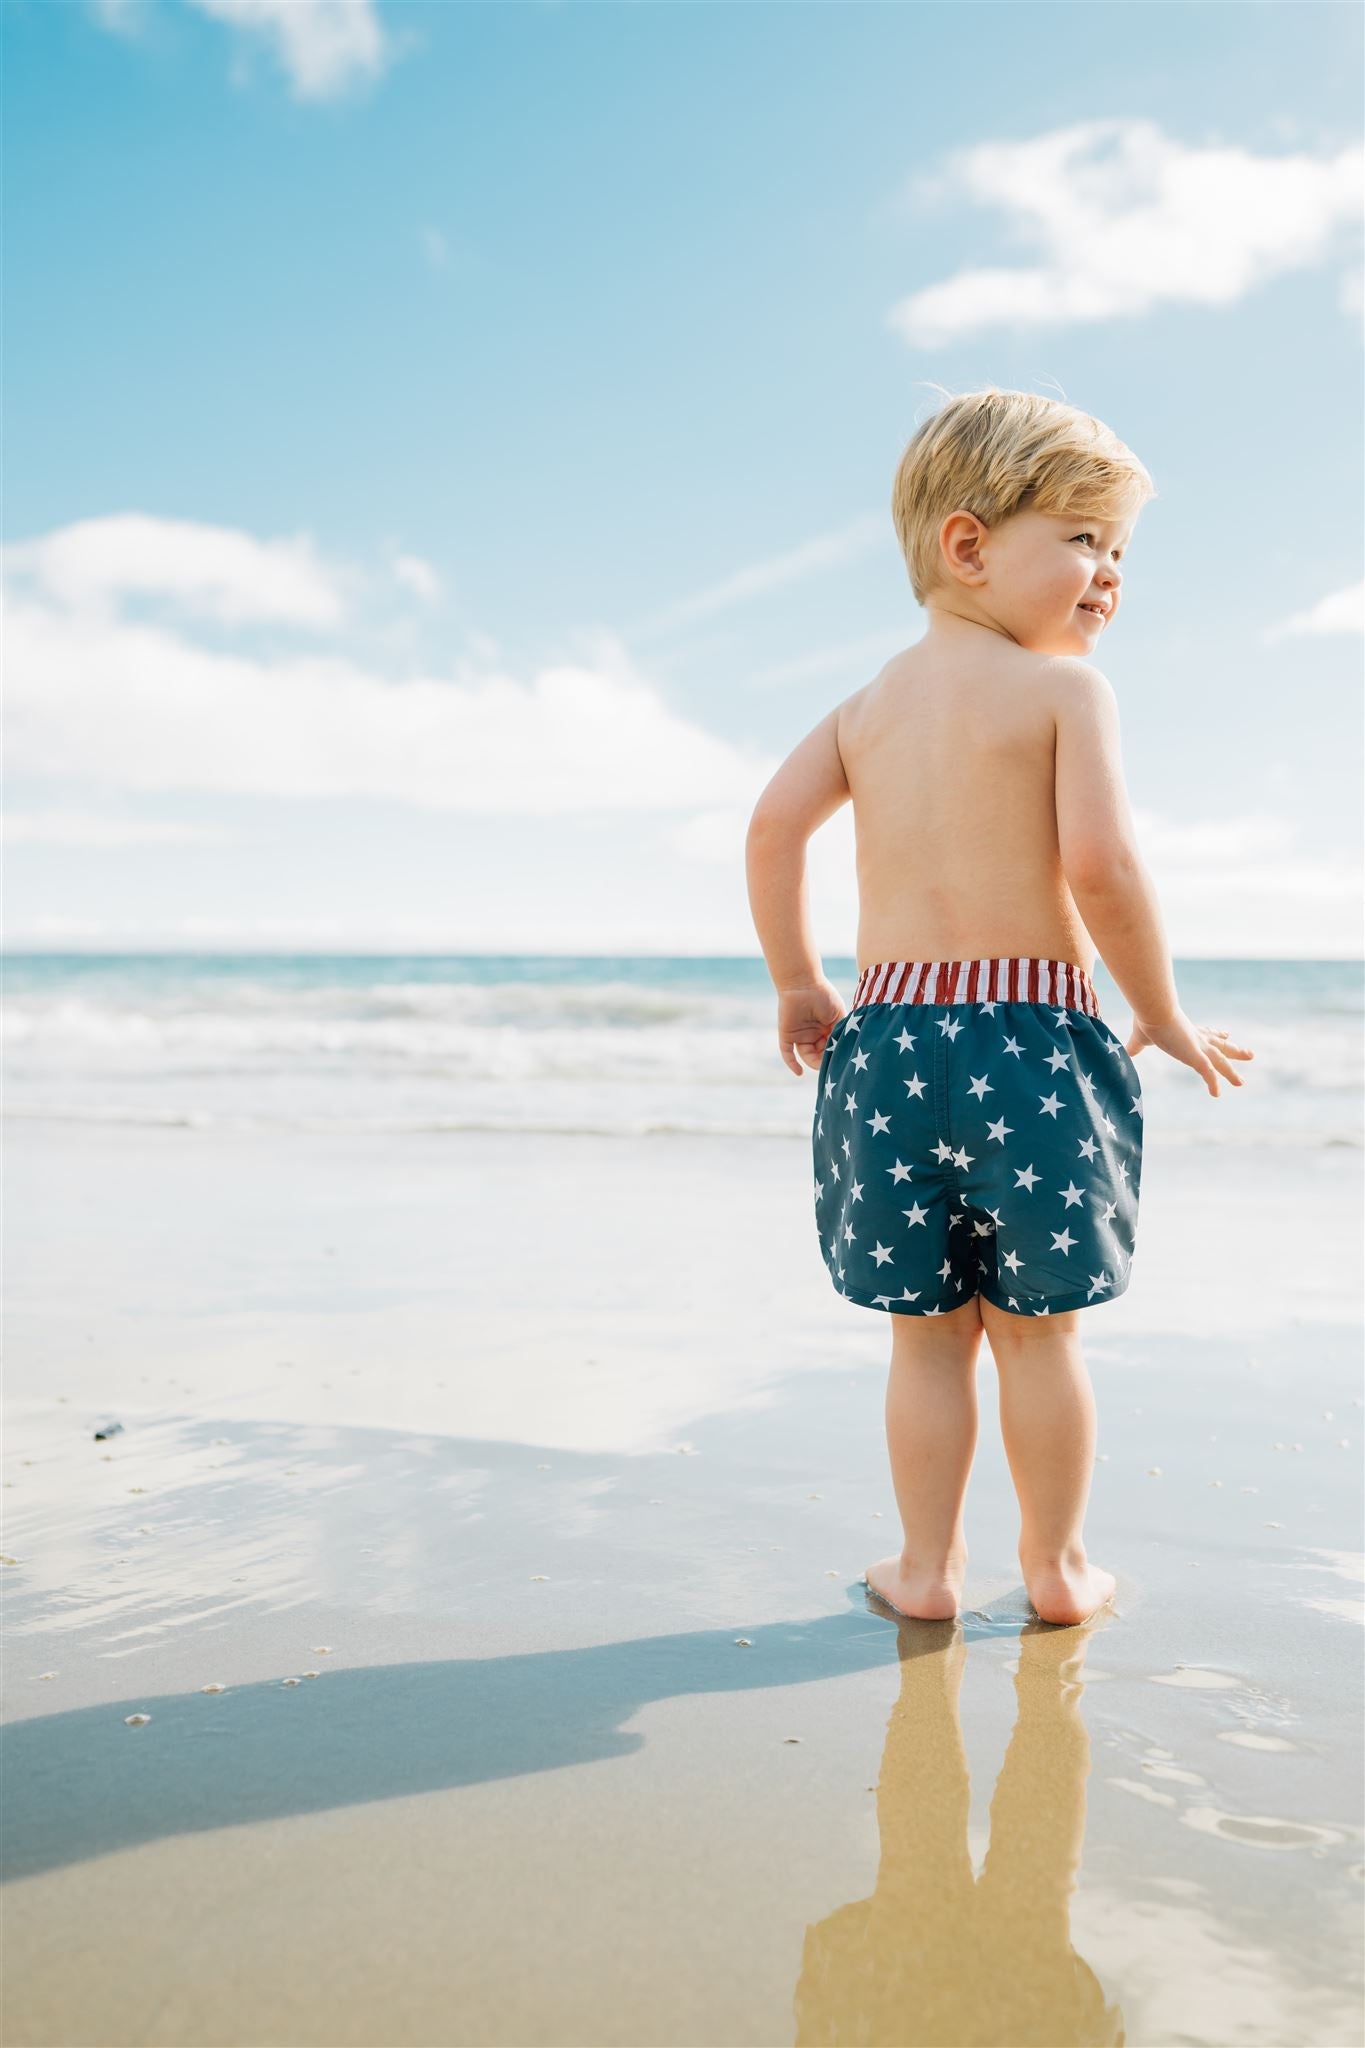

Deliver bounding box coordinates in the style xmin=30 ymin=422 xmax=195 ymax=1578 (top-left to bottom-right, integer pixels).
xmin=977 ymin=1272 xmax=1133 ymax=1316
xmin=826 ymin=1273 xmax=1134 ymax=1316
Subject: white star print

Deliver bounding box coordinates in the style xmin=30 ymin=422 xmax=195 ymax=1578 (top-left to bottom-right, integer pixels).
xmin=903 ymin=1072 xmax=928 ymax=1099
xmin=888 ymin=1159 xmax=914 ymax=1183
xmin=1002 ymin=1034 xmax=1024 ymax=1057
xmin=1086 ymin=1271 xmax=1111 ymax=1299
xmin=1130 ymin=1096 xmax=1143 ymax=1117
xmin=924 ymin=1305 xmax=943 ymax=1316
xmin=1002 ymin=1247 xmax=1023 ymax=1273
xmin=1058 ymin=1180 xmax=1085 ymax=1209
xmin=967 ymin=1073 xmax=994 ymax=1100
xmin=898 ymin=1287 xmax=922 ymax=1303
xmin=933 ymin=1139 xmax=957 ymax=1164
xmin=1077 ymin=1135 xmax=1099 ymax=1161
xmin=843 ymin=1091 xmax=858 ymax=1114
xmin=937 ymin=1256 xmax=952 ymax=1280
xmin=986 ymin=1116 xmax=1014 ymax=1143
xmin=952 ymin=1145 xmax=974 ymax=1171
xmin=1045 ymin=1045 xmax=1070 ymax=1074
xmin=814 ymin=1177 xmax=824 ymax=1201
xmin=1038 ymin=1091 xmax=1064 ymax=1117
xmin=851 ymin=1046 xmax=871 ymax=1072
xmin=866 ymin=1109 xmax=892 ymax=1136
xmin=894 ymin=1026 xmax=918 ymax=1052
xmin=938 ymin=1015 xmax=963 ymax=1040
xmin=871 ymin=1242 xmax=894 ymax=1266
xmin=848 ymin=1178 xmax=864 ymax=1204
xmin=903 ymin=1201 xmax=929 ymax=1228
xmin=843 ymin=1221 xmax=856 ymax=1245
xmin=823 ymin=1075 xmax=836 ymax=1098
xmin=1099 ymin=1198 xmax=1118 ymax=1223
xmin=979 ymin=999 xmax=998 ymax=1016
xmin=1013 ymin=1164 xmax=1040 ymax=1191
xmin=1049 ymin=1227 xmax=1077 ymax=1255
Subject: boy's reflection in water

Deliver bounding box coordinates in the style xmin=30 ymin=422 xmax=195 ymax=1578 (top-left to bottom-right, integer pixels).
xmin=795 ymin=1608 xmax=1125 ymax=2047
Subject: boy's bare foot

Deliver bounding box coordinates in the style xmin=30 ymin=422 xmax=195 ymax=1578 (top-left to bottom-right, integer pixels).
xmin=863 ymin=1552 xmax=965 ymax=1621
xmin=1021 ymin=1551 xmax=1116 ymax=1625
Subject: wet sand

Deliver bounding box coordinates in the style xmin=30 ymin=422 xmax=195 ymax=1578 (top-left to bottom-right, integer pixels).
xmin=3 ymin=1121 xmax=1363 ymax=2046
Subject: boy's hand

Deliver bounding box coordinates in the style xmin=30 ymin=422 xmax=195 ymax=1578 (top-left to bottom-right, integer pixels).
xmin=778 ymin=979 xmax=846 ymax=1077
xmin=1125 ymin=1009 xmax=1255 ymax=1097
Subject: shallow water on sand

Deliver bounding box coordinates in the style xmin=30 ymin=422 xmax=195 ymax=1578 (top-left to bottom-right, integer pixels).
xmin=3 ymin=1124 xmax=1362 ymax=2046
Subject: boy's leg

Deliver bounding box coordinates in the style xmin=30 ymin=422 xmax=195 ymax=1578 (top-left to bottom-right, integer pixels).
xmin=865 ymin=1296 xmax=983 ymax=1621
xmin=979 ymin=1300 xmax=1116 ymax=1625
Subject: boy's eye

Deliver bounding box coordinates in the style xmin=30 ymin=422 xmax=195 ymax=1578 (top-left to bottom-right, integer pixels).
xmin=1072 ymin=531 xmax=1124 ymax=560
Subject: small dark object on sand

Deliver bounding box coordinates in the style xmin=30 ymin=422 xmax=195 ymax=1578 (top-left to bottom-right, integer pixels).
xmin=94 ymin=1421 xmax=125 ymax=1440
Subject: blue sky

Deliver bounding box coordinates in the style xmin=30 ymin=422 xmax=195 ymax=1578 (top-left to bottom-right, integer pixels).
xmin=4 ymin=0 xmax=1362 ymax=955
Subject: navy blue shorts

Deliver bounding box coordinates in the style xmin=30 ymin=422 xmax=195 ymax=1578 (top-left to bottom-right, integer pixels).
xmin=812 ymin=958 xmax=1143 ymax=1317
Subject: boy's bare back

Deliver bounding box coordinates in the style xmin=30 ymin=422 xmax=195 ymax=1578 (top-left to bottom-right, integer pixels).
xmin=838 ymin=639 xmax=1101 ymax=977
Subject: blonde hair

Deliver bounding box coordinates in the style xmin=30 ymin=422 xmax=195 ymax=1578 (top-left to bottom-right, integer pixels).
xmin=891 ymin=385 xmax=1157 ymax=606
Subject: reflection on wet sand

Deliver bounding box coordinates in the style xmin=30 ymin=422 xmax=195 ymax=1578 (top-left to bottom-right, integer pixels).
xmin=796 ymin=1606 xmax=1124 ymax=2047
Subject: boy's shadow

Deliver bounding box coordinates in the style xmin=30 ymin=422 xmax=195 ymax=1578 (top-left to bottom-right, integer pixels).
xmin=3 ymin=1600 xmax=899 ymax=1882
xmin=795 ymin=1595 xmax=1125 ymax=2046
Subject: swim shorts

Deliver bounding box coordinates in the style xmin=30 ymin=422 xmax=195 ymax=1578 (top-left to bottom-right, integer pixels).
xmin=812 ymin=958 xmax=1142 ymax=1317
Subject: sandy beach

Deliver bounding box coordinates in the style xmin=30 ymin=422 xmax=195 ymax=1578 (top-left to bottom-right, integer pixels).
xmin=3 ymin=1104 xmax=1362 ymax=2046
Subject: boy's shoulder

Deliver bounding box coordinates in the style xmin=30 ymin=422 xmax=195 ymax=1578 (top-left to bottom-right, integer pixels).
xmin=837 ymin=646 xmax=1113 ymax=725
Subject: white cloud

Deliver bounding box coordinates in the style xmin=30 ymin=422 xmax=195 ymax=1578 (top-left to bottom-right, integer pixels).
xmin=888 ymin=119 xmax=1365 ymax=344
xmin=1 ymin=514 xmax=351 ymax=630
xmin=88 ymin=0 xmax=146 ymax=38
xmin=3 ymin=527 xmax=774 ymax=814
xmin=186 ymin=0 xmax=390 ymax=101
xmin=632 ymin=514 xmax=888 ymax=639
xmin=1263 ymin=578 xmax=1365 ymax=640
xmin=89 ymin=0 xmax=393 ymax=100
xmin=2 ymin=810 xmax=227 ymax=847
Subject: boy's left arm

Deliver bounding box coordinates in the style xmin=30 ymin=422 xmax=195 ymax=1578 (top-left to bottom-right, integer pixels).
xmin=745 ymin=700 xmax=854 ymax=1077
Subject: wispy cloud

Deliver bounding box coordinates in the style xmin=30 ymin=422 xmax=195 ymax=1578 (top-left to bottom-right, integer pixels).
xmin=4 ymin=520 xmax=773 ymax=814
xmin=631 ymin=514 xmax=888 ymax=640
xmin=888 ymin=119 xmax=1365 ymax=344
xmin=90 ymin=0 xmax=395 ymax=102
xmin=745 ymin=630 xmax=908 ymax=691
xmin=419 ymin=225 xmax=452 ymax=272
xmin=1263 ymin=578 xmax=1365 ymax=641
xmin=390 ymin=553 xmax=443 ymax=606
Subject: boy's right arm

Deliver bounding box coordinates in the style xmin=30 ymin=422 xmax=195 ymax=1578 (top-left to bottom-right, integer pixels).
xmin=1052 ymin=660 xmax=1248 ymax=1095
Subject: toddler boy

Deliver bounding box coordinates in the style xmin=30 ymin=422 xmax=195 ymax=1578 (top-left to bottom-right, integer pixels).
xmin=745 ymin=387 xmax=1253 ymax=1626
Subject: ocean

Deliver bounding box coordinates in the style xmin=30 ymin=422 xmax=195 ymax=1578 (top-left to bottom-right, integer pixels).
xmin=3 ymin=952 xmax=1361 ymax=1149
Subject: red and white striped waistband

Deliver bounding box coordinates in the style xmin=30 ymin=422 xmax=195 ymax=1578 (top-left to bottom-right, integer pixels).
xmin=851 ymin=957 xmax=1100 ymax=1015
